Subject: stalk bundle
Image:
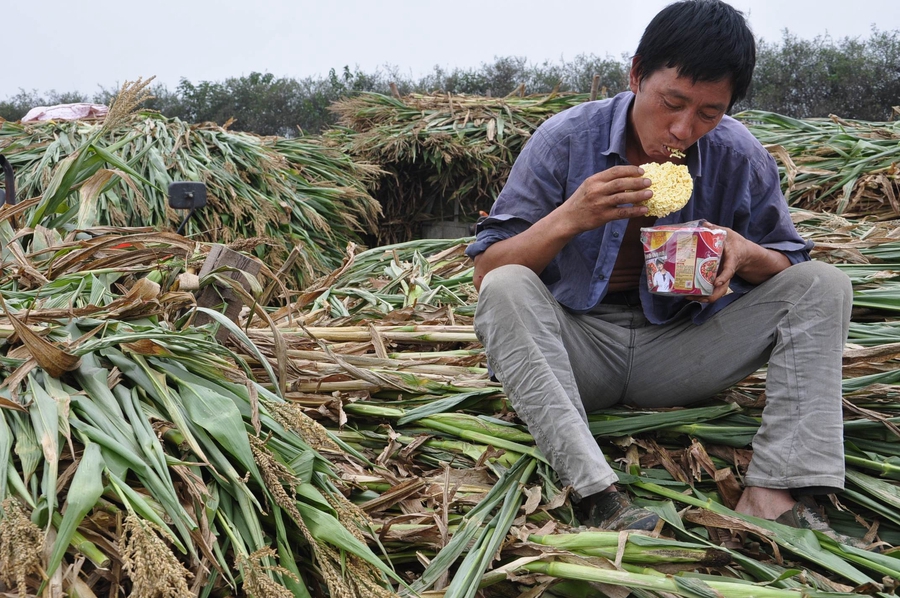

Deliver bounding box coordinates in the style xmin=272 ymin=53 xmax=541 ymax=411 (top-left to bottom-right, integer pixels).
xmin=0 ymin=112 xmax=381 ymax=287
xmin=328 ymin=91 xmax=590 ymax=244
xmin=0 ymin=213 xmax=401 ymax=597
xmin=331 ymin=92 xmax=900 ymax=241
xmin=223 ymin=210 xmax=900 ymax=596
xmin=737 ymin=111 xmax=900 ymax=217
xmin=6 ymin=207 xmax=900 ymax=596
xmin=5 ymin=87 xmax=900 ymax=596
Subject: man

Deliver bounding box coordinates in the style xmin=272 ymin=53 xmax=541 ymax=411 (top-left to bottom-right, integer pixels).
xmin=466 ymin=0 xmax=856 ymax=540
xmin=651 ymin=259 xmax=674 ymax=293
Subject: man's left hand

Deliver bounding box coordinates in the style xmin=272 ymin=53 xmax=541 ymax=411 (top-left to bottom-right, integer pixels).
xmin=699 ymin=223 xmax=791 ymax=303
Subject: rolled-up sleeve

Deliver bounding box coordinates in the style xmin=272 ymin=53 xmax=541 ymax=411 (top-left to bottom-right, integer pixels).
xmin=749 ymin=152 xmax=813 ymax=264
xmin=465 ymin=214 xmax=530 ymax=260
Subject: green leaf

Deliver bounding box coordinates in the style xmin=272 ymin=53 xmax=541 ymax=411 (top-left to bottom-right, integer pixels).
xmin=194 ymin=307 xmax=283 ymax=400
xmin=273 ymin=507 xmax=314 ymax=598
xmin=89 ymin=142 xmax=156 ymax=189
xmin=10 ymin=411 xmax=41 ymax=489
xmin=0 ymin=411 xmax=11 ymax=499
xmin=409 ymin=455 xmax=532 ymax=593
xmin=397 ymin=388 xmax=500 ymax=424
xmin=107 ymin=470 xmax=185 ymax=552
xmin=634 ymin=480 xmax=877 ymax=587
xmin=673 ymin=576 xmax=724 ymax=598
xmin=43 ymin=442 xmax=105 ymax=587
xmin=174 ymin=380 xmax=260 ymax=481
xmin=588 ymin=403 xmax=740 ymax=437
xmin=27 ymin=374 xmax=60 ymax=520
xmin=296 ymin=500 xmax=403 ymax=583
xmin=105 ymin=350 xmax=212 ymax=466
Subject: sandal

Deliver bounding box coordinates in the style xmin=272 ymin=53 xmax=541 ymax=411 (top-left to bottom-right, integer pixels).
xmin=775 ymin=502 xmax=871 ymax=550
xmin=709 ymin=527 xmax=747 ymax=550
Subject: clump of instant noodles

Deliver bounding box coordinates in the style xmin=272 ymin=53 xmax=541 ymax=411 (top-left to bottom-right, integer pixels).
xmin=639 ymin=162 xmax=694 ymax=217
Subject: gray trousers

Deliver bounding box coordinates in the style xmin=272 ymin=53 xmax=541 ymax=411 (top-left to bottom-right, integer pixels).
xmin=474 ymin=261 xmax=852 ymax=498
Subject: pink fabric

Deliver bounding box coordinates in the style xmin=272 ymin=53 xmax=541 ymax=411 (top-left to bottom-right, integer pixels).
xmin=22 ymin=103 xmax=109 ymax=122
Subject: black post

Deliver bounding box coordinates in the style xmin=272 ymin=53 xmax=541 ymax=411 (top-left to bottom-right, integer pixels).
xmin=0 ymin=155 xmax=15 ymax=206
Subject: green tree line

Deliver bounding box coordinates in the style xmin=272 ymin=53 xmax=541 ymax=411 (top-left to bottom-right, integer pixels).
xmin=2 ymin=29 xmax=898 ymax=136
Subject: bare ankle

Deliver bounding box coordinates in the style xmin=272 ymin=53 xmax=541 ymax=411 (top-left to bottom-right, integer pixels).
xmin=735 ymin=487 xmax=796 ymax=520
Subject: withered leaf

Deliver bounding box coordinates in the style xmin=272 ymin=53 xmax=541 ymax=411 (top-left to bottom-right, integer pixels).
xmin=1 ymin=304 xmax=80 ymax=378
xmin=0 ymin=396 xmax=28 ymax=413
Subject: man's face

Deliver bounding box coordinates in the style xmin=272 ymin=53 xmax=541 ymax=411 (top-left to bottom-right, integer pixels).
xmin=628 ymin=64 xmax=733 ymax=163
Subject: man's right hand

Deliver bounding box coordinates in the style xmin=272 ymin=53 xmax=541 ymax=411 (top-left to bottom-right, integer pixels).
xmin=555 ymin=165 xmax=653 ymax=236
xmin=473 ymin=166 xmax=652 ymax=291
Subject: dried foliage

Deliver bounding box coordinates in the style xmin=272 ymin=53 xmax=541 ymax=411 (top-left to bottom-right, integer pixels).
xmin=739 ymin=111 xmax=900 ymax=217
xmin=0 ymin=111 xmax=381 ymax=288
xmin=0 ymin=498 xmax=43 ymax=597
xmin=329 ymin=91 xmax=592 ymax=243
xmin=120 ymin=512 xmax=193 ymax=598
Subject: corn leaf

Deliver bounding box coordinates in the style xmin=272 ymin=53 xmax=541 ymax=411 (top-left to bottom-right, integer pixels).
xmin=0 ymin=411 xmax=11 ymax=499
xmin=295 ymin=500 xmax=403 ymax=583
xmin=43 ymin=442 xmax=105 ymax=585
xmin=27 ymin=374 xmax=60 ymax=520
xmin=173 ymin=379 xmax=261 ymax=482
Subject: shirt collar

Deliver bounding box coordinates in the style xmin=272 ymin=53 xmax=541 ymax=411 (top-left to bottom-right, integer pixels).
xmin=601 ymin=91 xmax=705 ymax=178
xmin=601 ymin=92 xmax=632 ymax=161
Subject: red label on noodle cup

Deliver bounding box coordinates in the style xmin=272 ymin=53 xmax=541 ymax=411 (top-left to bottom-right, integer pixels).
xmin=640 ymin=223 xmax=726 ymax=296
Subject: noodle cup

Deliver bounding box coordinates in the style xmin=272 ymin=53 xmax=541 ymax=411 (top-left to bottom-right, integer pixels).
xmin=640 ymin=223 xmax=727 ymax=296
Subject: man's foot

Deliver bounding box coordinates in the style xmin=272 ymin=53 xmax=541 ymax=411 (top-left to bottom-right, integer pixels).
xmin=775 ymin=500 xmax=872 ymax=550
xmin=579 ymin=492 xmax=660 ymax=531
xmin=734 ymin=486 xmax=795 ymax=520
xmin=735 ymin=488 xmax=872 ymax=550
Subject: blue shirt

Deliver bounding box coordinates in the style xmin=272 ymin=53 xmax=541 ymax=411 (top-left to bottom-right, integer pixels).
xmin=465 ymin=91 xmax=812 ymax=325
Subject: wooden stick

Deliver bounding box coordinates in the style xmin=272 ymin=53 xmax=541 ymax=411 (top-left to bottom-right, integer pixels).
xmin=248 ymin=325 xmax=477 ymax=343
xmin=590 ymin=74 xmax=601 ymax=101
xmin=193 ymin=245 xmax=261 ymax=342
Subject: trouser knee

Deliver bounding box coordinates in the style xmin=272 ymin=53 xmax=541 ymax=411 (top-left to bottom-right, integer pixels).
xmin=475 ymin=265 xmax=547 ymax=326
xmin=781 ymin=260 xmax=852 ymax=319
xmin=791 ymin=260 xmax=851 ymax=294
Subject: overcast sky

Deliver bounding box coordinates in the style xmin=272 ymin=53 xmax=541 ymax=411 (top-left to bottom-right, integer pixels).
xmin=4 ymin=0 xmax=897 ymax=99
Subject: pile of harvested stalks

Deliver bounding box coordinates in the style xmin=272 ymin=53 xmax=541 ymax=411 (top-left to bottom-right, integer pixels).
xmin=6 ymin=198 xmax=900 ymax=596
xmin=235 ymin=212 xmax=900 ymax=596
xmin=330 ymin=93 xmax=900 ymax=245
xmin=4 ymin=85 xmax=900 ymax=597
xmin=328 ymin=91 xmax=592 ymax=244
xmin=0 ymin=206 xmax=401 ymax=597
xmin=0 ymin=108 xmax=381 ymax=288
xmin=737 ymin=111 xmax=900 ymax=218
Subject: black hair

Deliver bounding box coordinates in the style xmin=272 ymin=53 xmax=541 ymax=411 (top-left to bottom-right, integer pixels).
xmin=633 ymin=0 xmax=756 ymax=110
